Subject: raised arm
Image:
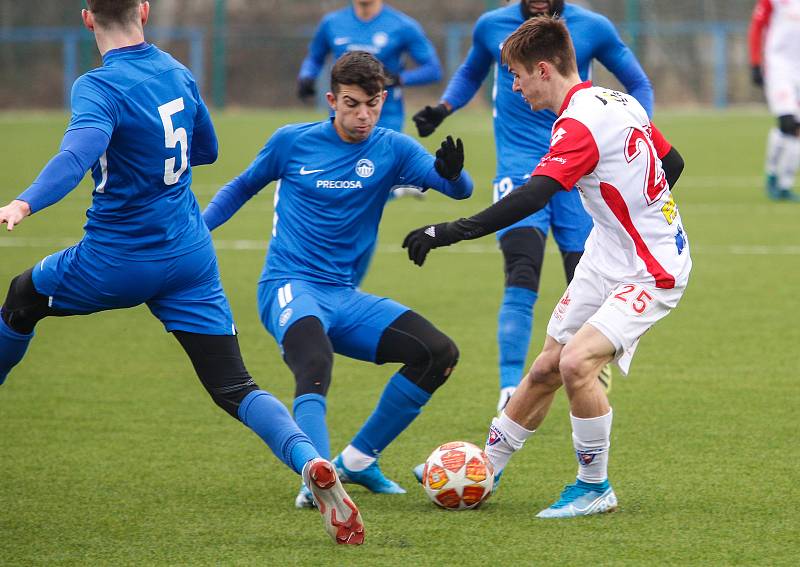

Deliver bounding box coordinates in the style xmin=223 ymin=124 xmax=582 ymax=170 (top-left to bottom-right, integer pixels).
xmin=398 ymin=19 xmax=442 ymax=87
xmin=202 ymin=127 xmax=290 ymax=231
xmin=413 ymin=17 xmax=495 ymax=137
xmin=1 ymin=128 xmax=109 ymax=231
xmin=594 ymin=15 xmax=654 ymax=118
xmin=297 ymin=17 xmax=331 ymax=101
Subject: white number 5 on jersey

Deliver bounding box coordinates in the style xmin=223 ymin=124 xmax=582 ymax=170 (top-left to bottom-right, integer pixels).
xmin=158 ymin=98 xmax=188 ymax=186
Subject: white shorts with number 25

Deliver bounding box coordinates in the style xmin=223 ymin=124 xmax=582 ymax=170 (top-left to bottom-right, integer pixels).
xmin=546 ymin=259 xmax=687 ymax=375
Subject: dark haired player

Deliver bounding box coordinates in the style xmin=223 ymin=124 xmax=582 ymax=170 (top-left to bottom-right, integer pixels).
xmin=0 ymin=0 xmax=363 ymax=545
xmin=204 ymin=51 xmax=473 ymax=509
xmin=413 ymin=0 xmax=654 ymax=410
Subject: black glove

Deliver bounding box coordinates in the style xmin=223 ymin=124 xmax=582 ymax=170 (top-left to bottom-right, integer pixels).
xmin=751 ymin=65 xmax=764 ymax=87
xmin=297 ymin=77 xmax=316 ymax=101
xmin=434 ymin=136 xmax=464 ymax=181
xmin=413 ymin=103 xmax=450 ymax=137
xmin=384 ymin=71 xmax=403 ymax=88
xmin=402 ymin=222 xmax=460 ymax=266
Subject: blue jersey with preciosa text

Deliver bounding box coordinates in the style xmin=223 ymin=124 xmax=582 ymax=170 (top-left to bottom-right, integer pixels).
xmin=69 ymin=43 xmax=212 ymax=259
xmin=443 ymin=2 xmax=653 ymax=178
xmin=239 ymin=121 xmax=435 ymax=286
xmin=299 ymin=4 xmax=441 ymax=131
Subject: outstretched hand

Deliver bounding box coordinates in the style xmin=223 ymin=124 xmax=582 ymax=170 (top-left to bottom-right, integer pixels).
xmin=412 ymin=103 xmax=450 ymax=137
xmin=0 ymin=200 xmax=31 ymax=231
xmin=402 ymin=222 xmax=458 ymax=266
xmin=434 ymin=136 xmax=464 ymax=181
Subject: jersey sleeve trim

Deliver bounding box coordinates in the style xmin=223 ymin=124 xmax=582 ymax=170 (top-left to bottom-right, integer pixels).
xmin=749 ymin=0 xmax=772 ymax=66
xmin=648 ymin=122 xmax=672 ymax=159
xmin=531 ymin=117 xmax=599 ymax=191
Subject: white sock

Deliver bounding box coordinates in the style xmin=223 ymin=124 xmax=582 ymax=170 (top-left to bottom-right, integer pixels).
xmin=340 ymin=444 xmax=376 ymax=472
xmin=484 ymin=410 xmax=535 ymax=475
xmin=766 ymin=127 xmax=783 ymax=177
xmin=571 ymin=409 xmax=613 ymax=484
xmin=776 ymin=132 xmax=800 ymax=190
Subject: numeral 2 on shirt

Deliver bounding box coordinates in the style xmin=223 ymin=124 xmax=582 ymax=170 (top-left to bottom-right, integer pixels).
xmin=613 ymin=284 xmax=653 ymax=314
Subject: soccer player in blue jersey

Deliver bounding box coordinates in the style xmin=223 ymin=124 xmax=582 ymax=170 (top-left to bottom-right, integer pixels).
xmin=297 ymin=0 xmax=442 ymax=133
xmin=297 ymin=0 xmax=444 ymax=286
xmin=0 ymin=0 xmax=363 ymax=545
xmin=413 ymin=0 xmax=654 ymax=410
xmin=204 ymin=51 xmax=473 ymax=509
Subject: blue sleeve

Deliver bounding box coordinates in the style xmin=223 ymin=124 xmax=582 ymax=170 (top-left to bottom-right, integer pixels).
xmin=66 ymin=75 xmax=118 ymax=137
xmin=17 ymin=127 xmax=110 ymax=214
xmin=399 ymin=19 xmax=442 ymax=86
xmin=203 ymin=127 xmax=292 ymax=231
xmin=441 ymin=18 xmax=495 ymax=111
xmin=191 ymin=89 xmax=218 ymax=166
xmin=393 ymin=134 xmax=473 ymax=200
xmin=593 ymin=16 xmax=654 ymax=117
xmin=422 ymin=167 xmax=473 ymax=200
xmin=298 ymin=18 xmax=330 ymax=80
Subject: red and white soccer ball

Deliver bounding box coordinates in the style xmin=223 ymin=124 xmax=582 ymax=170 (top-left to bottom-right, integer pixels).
xmin=421 ymin=441 xmax=494 ymax=510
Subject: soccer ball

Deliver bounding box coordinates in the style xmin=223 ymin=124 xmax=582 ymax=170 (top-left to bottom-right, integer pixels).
xmin=421 ymin=441 xmax=494 ymax=510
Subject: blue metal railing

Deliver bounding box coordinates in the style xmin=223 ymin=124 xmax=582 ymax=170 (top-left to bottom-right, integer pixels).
xmin=0 ymin=27 xmax=205 ymax=108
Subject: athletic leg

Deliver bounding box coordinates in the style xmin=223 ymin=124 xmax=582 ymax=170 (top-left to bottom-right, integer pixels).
xmin=0 ymin=268 xmax=51 ymax=384
xmin=496 ymin=227 xmax=546 ymax=409
xmin=331 ymin=303 xmax=457 ymax=493
xmin=767 ymin=115 xmax=800 ymax=200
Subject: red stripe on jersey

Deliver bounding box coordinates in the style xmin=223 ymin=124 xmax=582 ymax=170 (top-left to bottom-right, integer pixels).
xmin=599 ymin=181 xmax=676 ymax=289
xmin=749 ymin=0 xmax=773 ymax=66
xmin=648 ymin=122 xmax=672 ymax=159
xmin=532 ymin=117 xmax=599 ymax=191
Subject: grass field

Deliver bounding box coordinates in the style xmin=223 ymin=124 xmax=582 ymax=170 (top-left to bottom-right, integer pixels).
xmin=1 ymin=108 xmax=798 ymax=566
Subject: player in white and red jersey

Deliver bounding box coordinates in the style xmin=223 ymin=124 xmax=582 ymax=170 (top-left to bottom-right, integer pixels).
xmin=403 ymin=16 xmax=689 ymax=518
xmin=749 ymin=0 xmax=800 ymax=201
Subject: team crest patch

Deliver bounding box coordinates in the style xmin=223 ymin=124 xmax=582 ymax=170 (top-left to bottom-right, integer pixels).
xmin=355 ymin=159 xmax=375 ymax=178
xmin=576 ymin=450 xmax=598 ymax=465
xmin=487 ymin=424 xmax=504 ymax=446
xmin=372 ymin=32 xmax=389 ymax=48
xmin=279 ymin=308 xmax=293 ymax=327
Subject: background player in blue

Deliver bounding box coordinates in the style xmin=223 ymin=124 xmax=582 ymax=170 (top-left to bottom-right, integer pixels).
xmin=0 ymin=0 xmax=363 ymax=546
xmin=412 ymin=0 xmax=654 ymax=410
xmin=297 ymin=0 xmax=444 ymax=286
xmin=203 ymin=52 xmax=473 ymax=509
xmin=297 ymin=0 xmax=442 ymax=133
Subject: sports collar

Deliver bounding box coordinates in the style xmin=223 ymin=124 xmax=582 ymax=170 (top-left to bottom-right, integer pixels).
xmin=559 ymin=80 xmax=592 ymax=115
xmin=103 ymin=42 xmax=151 ymax=63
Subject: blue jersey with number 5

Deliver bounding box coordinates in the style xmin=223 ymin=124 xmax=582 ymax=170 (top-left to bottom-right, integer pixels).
xmin=68 ymin=43 xmax=212 ymax=259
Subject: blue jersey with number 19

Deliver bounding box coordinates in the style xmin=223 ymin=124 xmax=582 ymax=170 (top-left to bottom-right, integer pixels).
xmin=69 ymin=43 xmax=213 ymax=259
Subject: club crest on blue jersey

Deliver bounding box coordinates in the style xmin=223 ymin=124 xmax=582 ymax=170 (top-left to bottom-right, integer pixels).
xmin=372 ymin=32 xmax=389 ymax=48
xmin=355 ymin=159 xmax=375 ymax=178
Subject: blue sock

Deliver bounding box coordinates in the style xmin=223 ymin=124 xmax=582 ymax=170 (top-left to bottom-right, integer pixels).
xmin=238 ymin=390 xmax=319 ymax=474
xmin=351 ymin=373 xmax=431 ymax=457
xmin=0 ymin=315 xmax=34 ymax=386
xmin=293 ymin=393 xmax=330 ymax=460
xmin=497 ymin=287 xmax=538 ymax=389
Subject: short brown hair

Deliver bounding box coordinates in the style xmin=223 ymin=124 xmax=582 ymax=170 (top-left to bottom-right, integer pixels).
xmin=331 ymin=51 xmax=386 ymax=96
xmin=86 ymin=0 xmax=142 ymax=27
xmin=501 ymin=15 xmax=577 ymax=77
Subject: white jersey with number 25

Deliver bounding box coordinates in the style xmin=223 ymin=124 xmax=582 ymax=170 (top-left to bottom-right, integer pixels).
xmin=532 ymin=82 xmax=691 ymax=291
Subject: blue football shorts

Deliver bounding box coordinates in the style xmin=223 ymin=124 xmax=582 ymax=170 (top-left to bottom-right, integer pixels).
xmin=32 ymin=240 xmax=235 ymax=335
xmin=258 ymin=278 xmax=409 ymax=362
xmin=492 ymin=174 xmax=594 ymax=252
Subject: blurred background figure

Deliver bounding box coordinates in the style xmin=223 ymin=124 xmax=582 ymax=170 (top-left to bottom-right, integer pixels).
xmin=296 ymin=0 xmax=445 ymax=285
xmin=296 ymin=0 xmax=442 ymax=133
xmin=749 ymin=0 xmax=800 ymax=202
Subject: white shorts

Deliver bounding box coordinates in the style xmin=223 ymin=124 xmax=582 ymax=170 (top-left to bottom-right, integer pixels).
xmin=546 ymin=262 xmax=686 ymax=375
xmin=765 ymin=58 xmax=800 ymax=118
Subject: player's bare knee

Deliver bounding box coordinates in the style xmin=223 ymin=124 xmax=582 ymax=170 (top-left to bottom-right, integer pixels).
xmin=778 ymin=115 xmax=800 ymax=137
xmin=530 ymin=354 xmax=561 ymax=388
xmin=557 ymin=351 xmax=595 ymax=386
